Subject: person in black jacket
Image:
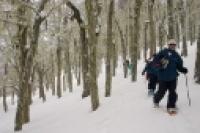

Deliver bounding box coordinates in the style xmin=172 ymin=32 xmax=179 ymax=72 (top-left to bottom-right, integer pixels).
xmin=153 ymin=39 xmax=188 ymax=112
xmin=142 ymin=55 xmax=158 ymax=96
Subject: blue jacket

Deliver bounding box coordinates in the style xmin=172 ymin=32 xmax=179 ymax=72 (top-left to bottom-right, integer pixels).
xmin=142 ymin=61 xmax=158 ymax=76
xmin=154 ymin=48 xmax=186 ymax=81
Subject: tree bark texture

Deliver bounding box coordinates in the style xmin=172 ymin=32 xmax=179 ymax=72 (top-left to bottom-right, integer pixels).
xmin=194 ymin=26 xmax=200 ymax=84
xmin=85 ymin=0 xmax=100 ymax=111
xmin=178 ymin=0 xmax=188 ymax=56
xmin=66 ymin=1 xmax=90 ymax=98
xmin=148 ymin=0 xmax=156 ymax=57
xmin=65 ymin=42 xmax=73 ymax=93
xmin=167 ymin=0 xmax=175 ymax=39
xmin=105 ymin=0 xmax=114 ymax=97
xmin=130 ymin=0 xmax=142 ymax=81
xmin=56 ymin=38 xmax=62 ymax=98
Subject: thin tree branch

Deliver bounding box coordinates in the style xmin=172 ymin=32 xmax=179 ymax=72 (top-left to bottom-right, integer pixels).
xmin=16 ymin=0 xmax=39 ymax=15
xmin=42 ymin=0 xmax=68 ymax=21
xmin=0 ymin=18 xmax=27 ymax=26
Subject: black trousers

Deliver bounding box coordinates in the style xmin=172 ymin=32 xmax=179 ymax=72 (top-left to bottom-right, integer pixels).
xmin=153 ymin=79 xmax=177 ymax=108
xmin=148 ymin=73 xmax=158 ymax=91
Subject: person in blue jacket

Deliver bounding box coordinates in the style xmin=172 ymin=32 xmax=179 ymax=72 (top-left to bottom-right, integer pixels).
xmin=153 ymin=39 xmax=188 ymax=112
xmin=142 ymin=55 xmax=158 ymax=96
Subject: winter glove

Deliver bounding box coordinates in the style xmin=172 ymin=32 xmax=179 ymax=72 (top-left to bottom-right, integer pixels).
xmin=182 ymin=68 xmax=188 ymax=74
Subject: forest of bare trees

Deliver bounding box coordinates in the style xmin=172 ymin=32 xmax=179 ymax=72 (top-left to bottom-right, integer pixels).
xmin=0 ymin=0 xmax=200 ymax=131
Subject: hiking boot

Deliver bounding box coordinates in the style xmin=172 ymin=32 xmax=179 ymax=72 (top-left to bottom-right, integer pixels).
xmin=167 ymin=108 xmax=177 ymax=114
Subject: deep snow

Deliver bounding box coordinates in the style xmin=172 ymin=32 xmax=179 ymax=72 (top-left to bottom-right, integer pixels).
xmin=0 ymin=43 xmax=200 ymax=133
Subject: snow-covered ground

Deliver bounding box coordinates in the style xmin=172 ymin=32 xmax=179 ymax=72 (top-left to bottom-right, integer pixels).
xmin=0 ymin=43 xmax=200 ymax=133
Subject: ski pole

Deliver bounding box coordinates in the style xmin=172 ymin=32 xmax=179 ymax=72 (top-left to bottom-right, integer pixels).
xmin=185 ymin=75 xmax=191 ymax=106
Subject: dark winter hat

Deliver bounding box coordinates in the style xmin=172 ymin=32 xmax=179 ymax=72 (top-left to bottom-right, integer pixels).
xmin=168 ymin=39 xmax=177 ymax=45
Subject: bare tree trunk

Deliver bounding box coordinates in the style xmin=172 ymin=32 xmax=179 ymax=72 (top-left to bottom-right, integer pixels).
xmin=105 ymin=0 xmax=114 ymax=97
xmin=115 ymin=19 xmax=127 ymax=78
xmin=3 ymin=63 xmax=8 ymax=112
xmin=37 ymin=66 xmax=46 ymax=102
xmin=194 ymin=26 xmax=200 ymax=84
xmin=130 ymin=0 xmax=142 ymax=81
xmin=11 ymin=89 xmax=15 ymax=105
xmin=28 ymin=65 xmax=35 ymax=105
xmin=81 ymin=37 xmax=90 ymax=98
xmin=63 ymin=73 xmax=66 ymax=92
xmin=178 ymin=0 xmax=188 ymax=56
xmin=73 ymin=39 xmax=81 ymax=86
xmin=15 ymin=0 xmax=48 ymax=130
xmin=175 ymin=19 xmax=180 ymax=48
xmin=167 ymin=0 xmax=175 ymax=39
xmin=15 ymin=26 xmax=28 ymax=131
xmin=112 ymin=41 xmax=117 ymax=77
xmin=66 ymin=1 xmax=89 ymax=98
xmin=187 ymin=0 xmax=193 ymax=46
xmin=192 ymin=24 xmax=196 ymax=43
xmin=50 ymin=52 xmax=56 ymax=96
xmin=65 ymin=42 xmax=73 ymax=92
xmin=77 ymin=53 xmax=81 ymax=86
xmin=57 ymin=38 xmax=62 ymax=98
xmin=3 ymin=87 xmax=8 ymax=112
xmin=85 ymin=0 xmax=100 ymax=111
xmin=148 ymin=0 xmax=156 ymax=57
xmin=45 ymin=72 xmax=50 ymax=91
xmin=158 ymin=13 xmax=166 ymax=50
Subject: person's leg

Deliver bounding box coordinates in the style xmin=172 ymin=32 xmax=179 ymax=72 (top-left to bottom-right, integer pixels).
xmin=153 ymin=81 xmax=167 ymax=105
xmin=147 ymin=74 xmax=153 ymax=95
xmin=167 ymin=80 xmax=177 ymax=109
xmin=150 ymin=74 xmax=157 ymax=92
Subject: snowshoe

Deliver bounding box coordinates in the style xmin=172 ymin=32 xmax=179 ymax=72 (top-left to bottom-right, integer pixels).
xmin=167 ymin=108 xmax=177 ymax=116
xmin=153 ymin=103 xmax=159 ymax=108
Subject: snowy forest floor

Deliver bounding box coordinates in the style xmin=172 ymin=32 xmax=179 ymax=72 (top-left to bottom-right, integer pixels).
xmin=0 ymin=43 xmax=200 ymax=133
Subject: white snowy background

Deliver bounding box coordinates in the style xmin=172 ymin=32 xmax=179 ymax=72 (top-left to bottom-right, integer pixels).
xmin=0 ymin=42 xmax=199 ymax=133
